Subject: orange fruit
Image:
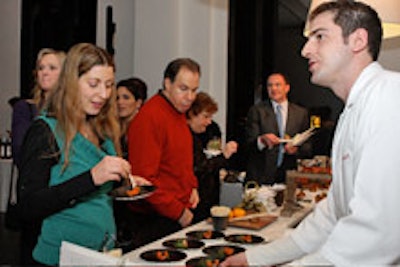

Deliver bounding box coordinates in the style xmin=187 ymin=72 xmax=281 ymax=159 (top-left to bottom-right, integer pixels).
xmin=232 ymin=207 xmax=246 ymax=218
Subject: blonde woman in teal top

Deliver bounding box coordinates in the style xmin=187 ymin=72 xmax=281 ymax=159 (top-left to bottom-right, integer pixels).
xmin=17 ymin=43 xmax=149 ymax=266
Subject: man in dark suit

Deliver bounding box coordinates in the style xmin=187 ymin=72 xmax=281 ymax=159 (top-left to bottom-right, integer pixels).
xmin=246 ymin=72 xmax=312 ymax=185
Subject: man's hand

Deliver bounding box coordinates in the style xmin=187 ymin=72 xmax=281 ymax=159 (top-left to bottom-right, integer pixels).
xmin=178 ymin=208 xmax=193 ymax=227
xmin=189 ymin=188 xmax=199 ymax=208
xmin=223 ymin=141 xmax=238 ymax=159
xmin=260 ymin=133 xmax=280 ymax=149
xmin=285 ymin=143 xmax=299 ymax=155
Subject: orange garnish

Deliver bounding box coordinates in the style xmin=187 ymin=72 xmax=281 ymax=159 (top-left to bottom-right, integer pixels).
xmin=126 ymin=186 xmax=141 ymax=196
xmin=203 ymin=230 xmax=212 ymax=239
xmin=205 ymin=259 xmax=220 ymax=267
xmin=242 ymin=235 xmax=252 ymax=243
xmin=155 ymin=250 xmax=169 ymax=261
xmin=223 ymin=247 xmax=234 ymax=256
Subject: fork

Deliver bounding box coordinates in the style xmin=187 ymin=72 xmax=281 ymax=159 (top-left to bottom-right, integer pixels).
xmin=128 ymin=174 xmax=137 ymax=189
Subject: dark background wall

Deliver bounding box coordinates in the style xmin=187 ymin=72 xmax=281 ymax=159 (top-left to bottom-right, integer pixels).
xmin=20 ymin=0 xmax=97 ymax=98
xmin=18 ymin=0 xmax=343 ymax=169
xmin=226 ymin=0 xmax=343 ymax=169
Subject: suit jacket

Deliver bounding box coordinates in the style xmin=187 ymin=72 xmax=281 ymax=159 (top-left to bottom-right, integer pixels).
xmin=245 ymin=100 xmax=312 ymax=184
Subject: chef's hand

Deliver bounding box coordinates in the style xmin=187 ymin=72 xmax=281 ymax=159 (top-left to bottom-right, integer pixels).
xmin=178 ymin=208 xmax=193 ymax=227
xmin=91 ymin=156 xmax=131 ymax=186
xmin=219 ymin=252 xmax=249 ymax=267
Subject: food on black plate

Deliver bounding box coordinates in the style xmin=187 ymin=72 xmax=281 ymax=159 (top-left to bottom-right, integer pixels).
xmin=202 ymin=245 xmax=245 ymax=260
xmin=224 ymin=234 xmax=265 ymax=244
xmin=186 ymin=230 xmax=225 ymax=240
xmin=162 ymin=238 xmax=204 ymax=249
xmin=186 ymin=256 xmax=220 ymax=267
xmin=140 ymin=249 xmax=186 ymax=262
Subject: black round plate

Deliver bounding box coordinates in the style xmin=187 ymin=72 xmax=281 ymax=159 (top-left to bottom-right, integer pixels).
xmin=162 ymin=238 xmax=205 ymax=249
xmin=202 ymin=245 xmax=245 ymax=260
xmin=186 ymin=256 xmax=221 ymax=267
xmin=140 ymin=248 xmax=186 ymax=262
xmin=224 ymin=234 xmax=265 ymax=244
xmin=186 ymin=230 xmax=225 ymax=240
xmin=109 ymin=185 xmax=156 ymax=201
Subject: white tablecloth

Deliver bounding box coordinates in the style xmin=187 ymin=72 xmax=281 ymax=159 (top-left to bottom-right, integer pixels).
xmin=60 ymin=241 xmax=123 ymax=266
xmin=121 ymin=205 xmax=312 ymax=266
xmin=0 ymin=159 xmax=13 ymax=212
xmin=59 ymin=205 xmax=313 ymax=266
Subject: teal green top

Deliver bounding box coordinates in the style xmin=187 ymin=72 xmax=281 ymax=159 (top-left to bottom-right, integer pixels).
xmin=33 ymin=116 xmax=117 ymax=265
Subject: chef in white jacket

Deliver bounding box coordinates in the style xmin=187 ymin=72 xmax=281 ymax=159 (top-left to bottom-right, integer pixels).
xmin=221 ymin=1 xmax=400 ymax=266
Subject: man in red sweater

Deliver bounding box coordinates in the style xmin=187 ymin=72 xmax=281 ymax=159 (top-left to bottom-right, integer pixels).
xmin=126 ymin=58 xmax=201 ymax=248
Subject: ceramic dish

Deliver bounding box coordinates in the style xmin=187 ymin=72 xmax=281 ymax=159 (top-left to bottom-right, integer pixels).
xmin=186 ymin=230 xmax=225 ymax=240
xmin=162 ymin=238 xmax=205 ymax=249
xmin=109 ymin=185 xmax=156 ymax=201
xmin=140 ymin=248 xmax=186 ymax=262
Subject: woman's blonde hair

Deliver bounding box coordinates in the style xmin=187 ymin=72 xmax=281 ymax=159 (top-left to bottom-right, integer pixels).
xmin=32 ymin=48 xmax=66 ymax=110
xmin=47 ymin=43 xmax=121 ymax=167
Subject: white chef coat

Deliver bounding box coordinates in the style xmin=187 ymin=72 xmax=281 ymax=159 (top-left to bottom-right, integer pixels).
xmin=247 ymin=63 xmax=400 ymax=266
xmin=293 ymin=62 xmax=400 ymax=265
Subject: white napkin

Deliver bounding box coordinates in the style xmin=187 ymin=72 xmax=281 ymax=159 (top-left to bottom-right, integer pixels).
xmin=280 ymin=127 xmax=315 ymax=146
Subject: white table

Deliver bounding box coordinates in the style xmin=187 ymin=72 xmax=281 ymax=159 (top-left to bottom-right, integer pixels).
xmin=120 ymin=205 xmax=312 ymax=266
xmin=59 ymin=203 xmax=314 ymax=266
xmin=0 ymin=159 xmax=13 ymax=212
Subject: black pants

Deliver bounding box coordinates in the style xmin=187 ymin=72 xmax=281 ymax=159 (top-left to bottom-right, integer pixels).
xmin=20 ymin=223 xmax=41 ymax=265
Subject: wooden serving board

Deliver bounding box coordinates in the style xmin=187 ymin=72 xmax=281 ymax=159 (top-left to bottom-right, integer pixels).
xmin=228 ymin=215 xmax=277 ymax=230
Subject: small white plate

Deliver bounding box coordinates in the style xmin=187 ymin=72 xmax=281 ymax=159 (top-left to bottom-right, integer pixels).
xmin=203 ymin=149 xmax=222 ymax=158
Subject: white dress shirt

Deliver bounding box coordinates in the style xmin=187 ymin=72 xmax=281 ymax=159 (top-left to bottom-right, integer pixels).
xmin=257 ymin=100 xmax=288 ymax=150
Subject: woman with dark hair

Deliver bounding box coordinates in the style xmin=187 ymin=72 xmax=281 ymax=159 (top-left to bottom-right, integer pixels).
xmin=116 ymin=77 xmax=147 ymax=159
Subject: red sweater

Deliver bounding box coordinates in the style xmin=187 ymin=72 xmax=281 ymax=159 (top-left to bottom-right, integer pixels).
xmin=127 ymin=92 xmax=198 ymax=220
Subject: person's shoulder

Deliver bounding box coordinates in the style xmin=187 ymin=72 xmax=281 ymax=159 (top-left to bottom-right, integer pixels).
xmin=209 ymin=120 xmax=221 ymax=132
xmin=24 ymin=117 xmax=53 ymax=141
xmin=12 ymin=99 xmax=37 ymax=118
xmin=13 ymin=98 xmax=31 ymax=110
xmin=32 ymin=116 xmax=53 ymax=129
xmin=249 ymin=101 xmax=270 ymax=111
xmin=382 ymin=68 xmax=400 ymax=83
xmin=23 ymin=118 xmax=58 ymax=152
xmin=289 ymin=102 xmax=307 ymax=112
xmin=131 ymin=94 xmax=165 ymax=126
xmin=140 ymin=93 xmax=161 ymax=108
xmin=135 ymin=94 xmax=161 ymax=116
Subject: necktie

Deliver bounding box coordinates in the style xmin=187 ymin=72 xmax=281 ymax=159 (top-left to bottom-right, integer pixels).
xmin=276 ymin=104 xmax=284 ymax=166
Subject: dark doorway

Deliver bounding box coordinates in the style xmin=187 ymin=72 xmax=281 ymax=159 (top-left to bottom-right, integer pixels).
xmin=20 ymin=0 xmax=97 ymax=98
xmin=227 ymin=0 xmax=278 ymax=170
